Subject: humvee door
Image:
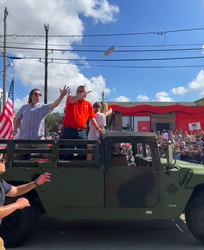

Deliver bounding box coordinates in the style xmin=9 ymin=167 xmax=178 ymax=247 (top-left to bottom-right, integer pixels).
xmin=104 ymin=139 xmax=160 ymax=208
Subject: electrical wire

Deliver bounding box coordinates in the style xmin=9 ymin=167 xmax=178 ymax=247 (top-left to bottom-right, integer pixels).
xmin=2 ymin=27 xmax=204 ymax=38
xmin=0 ymin=45 xmax=203 ymax=53
xmin=0 ymin=41 xmax=204 ymax=48
xmin=12 ymin=67 xmax=41 ymax=88
xmin=49 ymin=62 xmax=204 ymax=69
xmin=6 ymin=69 xmax=27 ymax=96
xmin=3 ymin=54 xmax=204 ymax=62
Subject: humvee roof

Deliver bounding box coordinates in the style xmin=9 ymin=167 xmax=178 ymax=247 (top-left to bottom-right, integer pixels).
xmin=102 ymin=131 xmax=157 ymax=139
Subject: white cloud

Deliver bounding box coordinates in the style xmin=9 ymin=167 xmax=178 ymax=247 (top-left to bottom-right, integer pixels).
xmin=14 ymin=96 xmax=29 ymax=112
xmin=171 ymin=87 xmax=189 ymax=95
xmin=75 ymin=0 xmax=119 ymax=24
xmin=0 ymin=0 xmax=119 ymax=110
xmin=137 ymin=94 xmax=149 ymax=101
xmin=112 ymin=87 xmax=116 ymax=91
xmin=171 ymin=70 xmax=204 ymax=97
xmin=188 ymin=70 xmax=204 ymax=90
xmin=114 ymin=96 xmax=130 ymax=102
xmin=154 ymin=91 xmax=173 ymax=102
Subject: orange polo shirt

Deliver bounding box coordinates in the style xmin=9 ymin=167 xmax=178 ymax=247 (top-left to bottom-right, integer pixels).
xmin=63 ymin=96 xmax=96 ymax=129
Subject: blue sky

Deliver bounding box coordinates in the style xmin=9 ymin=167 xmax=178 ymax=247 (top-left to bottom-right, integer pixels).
xmin=78 ymin=0 xmax=204 ymax=102
xmin=1 ymin=0 xmax=204 ymax=107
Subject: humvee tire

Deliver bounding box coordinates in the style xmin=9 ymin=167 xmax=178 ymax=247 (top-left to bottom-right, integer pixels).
xmin=0 ymin=196 xmax=39 ymax=248
xmin=185 ymin=188 xmax=204 ymax=244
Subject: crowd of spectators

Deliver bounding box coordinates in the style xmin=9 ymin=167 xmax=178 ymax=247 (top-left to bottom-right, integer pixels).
xmin=154 ymin=128 xmax=204 ymax=164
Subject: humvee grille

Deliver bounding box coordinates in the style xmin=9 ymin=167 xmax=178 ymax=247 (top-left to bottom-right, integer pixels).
xmin=167 ymin=183 xmax=178 ymax=194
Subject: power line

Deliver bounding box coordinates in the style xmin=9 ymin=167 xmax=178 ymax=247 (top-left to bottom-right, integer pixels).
xmin=16 ymin=59 xmax=204 ymax=69
xmin=5 ymin=61 xmax=28 ymax=96
xmin=12 ymin=67 xmax=41 ymax=88
xmin=0 ymin=41 xmax=204 ymax=48
xmin=2 ymin=27 xmax=204 ymax=38
xmin=0 ymin=45 xmax=203 ymax=53
xmin=5 ymin=78 xmax=24 ymax=99
xmin=3 ymin=54 xmax=204 ymax=62
xmin=48 ymin=62 xmax=204 ymax=69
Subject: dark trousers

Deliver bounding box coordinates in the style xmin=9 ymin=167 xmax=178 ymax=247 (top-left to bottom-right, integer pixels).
xmin=59 ymin=126 xmax=86 ymax=161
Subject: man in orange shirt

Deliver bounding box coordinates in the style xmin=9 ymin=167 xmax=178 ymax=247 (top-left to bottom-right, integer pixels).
xmin=60 ymin=84 xmax=102 ymax=161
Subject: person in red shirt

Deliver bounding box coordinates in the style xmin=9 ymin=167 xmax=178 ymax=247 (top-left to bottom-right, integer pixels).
xmin=60 ymin=84 xmax=102 ymax=161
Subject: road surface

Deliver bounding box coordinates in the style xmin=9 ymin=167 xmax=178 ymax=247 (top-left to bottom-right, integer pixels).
xmin=9 ymin=215 xmax=203 ymax=250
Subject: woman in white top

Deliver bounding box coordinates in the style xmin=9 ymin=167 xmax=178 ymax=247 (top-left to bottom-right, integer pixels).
xmin=88 ymin=102 xmax=106 ymax=140
xmin=87 ymin=102 xmax=106 ymax=160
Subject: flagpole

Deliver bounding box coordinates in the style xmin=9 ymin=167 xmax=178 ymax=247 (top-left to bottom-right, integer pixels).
xmin=3 ymin=7 xmax=8 ymax=107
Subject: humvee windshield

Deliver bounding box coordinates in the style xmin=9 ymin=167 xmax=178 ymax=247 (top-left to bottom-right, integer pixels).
xmin=110 ymin=141 xmax=153 ymax=167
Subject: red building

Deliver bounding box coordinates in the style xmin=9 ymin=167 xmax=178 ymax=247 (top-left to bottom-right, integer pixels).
xmin=109 ymin=101 xmax=204 ymax=133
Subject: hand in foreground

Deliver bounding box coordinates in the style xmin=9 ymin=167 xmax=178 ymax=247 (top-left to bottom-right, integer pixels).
xmin=60 ymin=85 xmax=70 ymax=97
xmin=98 ymin=127 xmax=105 ymax=132
xmin=35 ymin=172 xmax=51 ymax=186
xmin=15 ymin=198 xmax=30 ymax=209
xmin=83 ymin=84 xmax=91 ymax=96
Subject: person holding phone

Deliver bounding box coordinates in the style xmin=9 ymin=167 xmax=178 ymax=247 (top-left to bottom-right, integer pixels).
xmin=0 ymin=159 xmax=50 ymax=250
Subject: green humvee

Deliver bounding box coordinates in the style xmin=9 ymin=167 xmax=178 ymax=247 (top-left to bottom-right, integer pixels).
xmin=0 ymin=131 xmax=204 ymax=247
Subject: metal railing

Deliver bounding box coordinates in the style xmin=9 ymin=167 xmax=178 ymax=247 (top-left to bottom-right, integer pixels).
xmin=0 ymin=139 xmax=100 ymax=168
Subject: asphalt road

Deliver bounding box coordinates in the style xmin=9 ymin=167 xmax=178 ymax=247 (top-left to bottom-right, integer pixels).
xmin=8 ymin=215 xmax=203 ymax=250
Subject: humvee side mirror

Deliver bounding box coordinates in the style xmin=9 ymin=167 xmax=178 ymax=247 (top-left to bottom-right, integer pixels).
xmin=167 ymin=144 xmax=173 ymax=165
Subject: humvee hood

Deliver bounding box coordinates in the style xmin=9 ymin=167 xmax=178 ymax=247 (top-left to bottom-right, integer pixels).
xmin=160 ymin=158 xmax=204 ymax=173
xmin=160 ymin=158 xmax=204 ymax=187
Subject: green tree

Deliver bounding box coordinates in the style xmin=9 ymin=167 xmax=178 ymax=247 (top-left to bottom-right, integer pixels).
xmin=45 ymin=112 xmax=63 ymax=132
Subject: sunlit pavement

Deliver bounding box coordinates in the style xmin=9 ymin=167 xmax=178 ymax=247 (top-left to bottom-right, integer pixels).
xmin=9 ymin=214 xmax=203 ymax=250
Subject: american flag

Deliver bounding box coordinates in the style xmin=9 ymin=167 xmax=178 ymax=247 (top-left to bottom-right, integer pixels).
xmin=0 ymin=78 xmax=14 ymax=139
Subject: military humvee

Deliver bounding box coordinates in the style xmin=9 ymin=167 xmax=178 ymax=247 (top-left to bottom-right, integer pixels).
xmin=0 ymin=131 xmax=204 ymax=247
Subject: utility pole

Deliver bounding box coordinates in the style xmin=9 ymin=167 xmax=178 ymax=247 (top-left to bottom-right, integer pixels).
xmin=44 ymin=23 xmax=49 ymax=104
xmin=3 ymin=7 xmax=8 ymax=107
xmin=100 ymin=90 xmax=107 ymax=102
xmin=101 ymin=91 xmax=105 ymax=102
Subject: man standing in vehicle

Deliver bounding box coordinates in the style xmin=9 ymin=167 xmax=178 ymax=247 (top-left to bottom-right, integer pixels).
xmin=0 ymin=160 xmax=50 ymax=250
xmin=13 ymin=86 xmax=70 ymax=160
xmin=60 ymin=84 xmax=102 ymax=160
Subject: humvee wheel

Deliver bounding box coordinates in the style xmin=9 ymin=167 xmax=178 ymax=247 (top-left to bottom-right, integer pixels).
xmin=0 ymin=196 xmax=40 ymax=248
xmin=185 ymin=189 xmax=204 ymax=244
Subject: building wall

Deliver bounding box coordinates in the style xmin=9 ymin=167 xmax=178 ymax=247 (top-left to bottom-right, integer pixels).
xmin=133 ymin=116 xmax=150 ymax=132
xmin=151 ymin=112 xmax=175 ymax=132
xmin=194 ymin=98 xmax=204 ymax=106
xmin=111 ymin=104 xmax=204 ymax=133
xmin=175 ymin=112 xmax=204 ymax=132
xmin=122 ymin=116 xmax=150 ymax=132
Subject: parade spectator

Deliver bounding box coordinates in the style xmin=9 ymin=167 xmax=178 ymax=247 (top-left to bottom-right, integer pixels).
xmin=156 ymin=128 xmax=204 ymax=164
xmin=183 ymin=131 xmax=190 ymax=144
xmin=162 ymin=129 xmax=168 ymax=139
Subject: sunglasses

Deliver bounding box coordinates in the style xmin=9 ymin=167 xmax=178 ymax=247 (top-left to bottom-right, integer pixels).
xmin=33 ymin=93 xmax=42 ymax=96
xmin=0 ymin=158 xmax=6 ymax=164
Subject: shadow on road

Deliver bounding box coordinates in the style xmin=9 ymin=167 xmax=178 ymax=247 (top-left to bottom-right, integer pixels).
xmin=18 ymin=216 xmax=203 ymax=250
